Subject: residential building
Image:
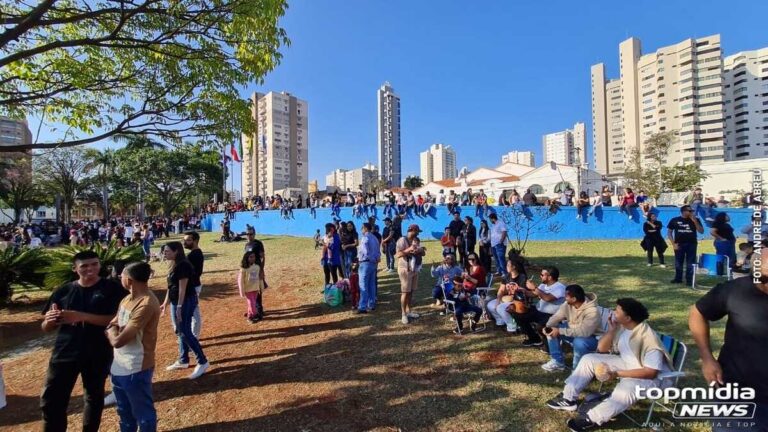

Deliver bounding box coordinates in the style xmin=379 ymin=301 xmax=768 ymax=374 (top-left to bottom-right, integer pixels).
xmin=500 ymin=151 xmax=535 ymax=167
xmin=542 ymin=122 xmax=586 ymax=166
xmin=592 ymin=35 xmax=725 ymax=176
xmin=723 ymin=48 xmax=768 ymax=160
xmin=241 ymin=91 xmax=309 ymax=198
xmin=325 ymin=164 xmax=379 ymax=192
xmin=419 ymin=143 xmax=457 ymax=183
xmin=377 ymin=82 xmax=401 ymax=187
xmin=0 ymin=116 xmax=33 ymax=176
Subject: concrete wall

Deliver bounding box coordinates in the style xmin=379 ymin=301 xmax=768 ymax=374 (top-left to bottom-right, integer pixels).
xmin=202 ymin=205 xmax=757 ymax=242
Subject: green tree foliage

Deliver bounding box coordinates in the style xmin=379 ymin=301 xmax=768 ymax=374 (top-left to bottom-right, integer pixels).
xmin=0 ymin=157 xmax=46 ymax=224
xmin=112 ymin=143 xmax=223 ymax=217
xmin=42 ymin=241 xmax=144 ymax=290
xmin=0 ymin=247 xmax=49 ymax=307
xmin=0 ymin=0 xmax=289 ymax=151
xmin=403 ymin=176 xmax=424 ymax=190
xmin=623 ymin=131 xmax=708 ymax=198
xmin=34 ymin=147 xmax=92 ymax=223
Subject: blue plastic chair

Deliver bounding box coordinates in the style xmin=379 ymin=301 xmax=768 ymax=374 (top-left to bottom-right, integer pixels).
xmin=691 ymin=253 xmax=731 ymax=290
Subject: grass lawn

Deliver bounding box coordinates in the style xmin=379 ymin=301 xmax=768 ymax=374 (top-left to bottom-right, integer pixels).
xmin=0 ymin=233 xmax=725 ymax=431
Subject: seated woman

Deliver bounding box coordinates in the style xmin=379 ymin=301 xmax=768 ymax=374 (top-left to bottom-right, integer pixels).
xmin=486 ymin=260 xmax=528 ymax=333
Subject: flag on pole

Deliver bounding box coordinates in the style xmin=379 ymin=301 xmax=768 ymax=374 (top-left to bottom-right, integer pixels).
xmin=230 ymin=143 xmax=241 ymax=162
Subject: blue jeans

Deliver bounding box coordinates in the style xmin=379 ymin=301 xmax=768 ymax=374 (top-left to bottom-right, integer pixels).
xmin=432 ymin=285 xmax=450 ymax=300
xmin=310 ymin=207 xmax=316 ymax=218
xmin=384 ymin=243 xmax=395 ymax=270
xmin=673 ymin=242 xmax=697 ymax=284
xmin=111 ymin=368 xmax=156 ymax=432
xmin=492 ymin=243 xmax=507 ymax=277
xmin=343 ymin=249 xmax=356 ymax=278
xmin=547 ymin=329 xmax=598 ymax=367
xmin=714 ymin=239 xmax=736 ymax=268
xmin=455 ymin=302 xmax=482 ymax=331
xmin=170 ymin=296 xmax=207 ymax=365
xmin=359 ymin=261 xmax=376 ymax=311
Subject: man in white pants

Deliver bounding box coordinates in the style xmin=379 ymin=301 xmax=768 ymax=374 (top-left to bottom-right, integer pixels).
xmin=545 ymin=298 xmax=671 ymax=432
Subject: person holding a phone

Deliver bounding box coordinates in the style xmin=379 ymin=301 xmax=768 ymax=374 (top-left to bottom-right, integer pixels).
xmin=486 ymin=259 xmax=528 ymax=333
xmin=541 ymin=284 xmax=603 ymax=372
xmin=667 ymin=205 xmax=703 ymax=286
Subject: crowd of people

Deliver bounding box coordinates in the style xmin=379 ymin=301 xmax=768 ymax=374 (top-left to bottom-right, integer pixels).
xmin=37 ymin=230 xmax=211 ymax=432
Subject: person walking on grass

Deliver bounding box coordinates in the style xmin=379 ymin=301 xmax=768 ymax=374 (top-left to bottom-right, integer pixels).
xmin=396 ymin=224 xmax=425 ymax=325
xmin=106 ymin=262 xmax=160 ymax=432
xmin=183 ymin=231 xmax=205 ymax=338
xmin=238 ymin=251 xmax=264 ymax=323
xmin=161 ymin=242 xmax=209 ymax=379
xmin=40 ymin=251 xmax=126 ymax=432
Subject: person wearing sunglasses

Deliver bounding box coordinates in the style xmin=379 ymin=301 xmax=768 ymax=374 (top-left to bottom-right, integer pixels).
xmin=512 ymin=266 xmax=566 ymax=347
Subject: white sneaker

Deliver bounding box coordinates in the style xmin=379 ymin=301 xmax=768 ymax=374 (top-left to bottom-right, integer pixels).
xmin=407 ymin=312 xmax=420 ymax=319
xmin=659 ymin=264 xmax=667 ymax=268
xmin=188 ymin=362 xmax=209 ymax=379
xmin=541 ymin=359 xmax=567 ymax=372
xmin=104 ymin=392 xmax=116 ymax=406
xmin=506 ymin=326 xmax=518 ymax=333
xmin=401 ymin=315 xmax=410 ymax=324
xmin=166 ymin=361 xmax=190 ymax=371
xmin=646 ymin=263 xmax=652 ymax=267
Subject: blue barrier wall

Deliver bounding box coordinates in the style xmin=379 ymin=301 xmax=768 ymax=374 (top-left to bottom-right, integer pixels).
xmin=202 ymin=205 xmax=757 ymax=241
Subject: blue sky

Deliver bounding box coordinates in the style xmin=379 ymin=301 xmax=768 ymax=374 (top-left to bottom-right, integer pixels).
xmin=33 ymin=0 xmax=768 ymax=192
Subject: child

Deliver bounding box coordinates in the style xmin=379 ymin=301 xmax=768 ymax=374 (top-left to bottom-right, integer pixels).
xmin=447 ymin=276 xmax=482 ymax=334
xmin=238 ymin=251 xmax=264 ymax=323
xmin=313 ymin=229 xmax=322 ymax=250
xmin=733 ymin=242 xmax=753 ymax=275
xmin=409 ymin=237 xmax=424 ymax=273
xmin=440 ymin=227 xmax=455 ymax=258
xmin=348 ymin=261 xmax=360 ymax=310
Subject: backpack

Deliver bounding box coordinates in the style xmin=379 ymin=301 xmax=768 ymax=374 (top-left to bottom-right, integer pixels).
xmin=324 ymin=284 xmax=343 ymax=307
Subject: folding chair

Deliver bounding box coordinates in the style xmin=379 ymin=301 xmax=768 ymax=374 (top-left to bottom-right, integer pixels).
xmin=474 ymin=273 xmax=496 ymax=319
xmin=597 ymin=334 xmax=688 ymax=430
xmin=691 ymin=253 xmax=731 ymax=290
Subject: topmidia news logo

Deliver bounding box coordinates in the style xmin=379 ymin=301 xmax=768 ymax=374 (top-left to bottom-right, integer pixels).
xmin=636 ymin=382 xmax=756 ymax=420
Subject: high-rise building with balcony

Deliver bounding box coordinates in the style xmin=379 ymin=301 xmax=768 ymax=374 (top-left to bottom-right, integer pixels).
xmin=420 ymin=143 xmax=457 ymax=183
xmin=377 ymin=82 xmax=401 ymax=187
xmin=241 ymin=91 xmax=308 ymax=198
xmin=500 ymin=151 xmax=535 ymax=167
xmin=592 ymin=35 xmax=725 ymax=176
xmin=542 ymin=122 xmax=586 ymax=167
xmin=723 ymin=47 xmax=768 ymax=160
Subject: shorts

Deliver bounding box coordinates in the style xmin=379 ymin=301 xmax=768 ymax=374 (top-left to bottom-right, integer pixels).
xmin=398 ymin=267 xmax=418 ymax=293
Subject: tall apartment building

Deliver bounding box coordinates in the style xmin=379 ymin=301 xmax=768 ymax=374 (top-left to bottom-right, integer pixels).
xmin=0 ymin=117 xmax=33 ymax=175
xmin=542 ymin=122 xmax=587 ymax=166
xmin=325 ymin=164 xmax=378 ymax=192
xmin=377 ymin=82 xmax=401 ymax=187
xmin=723 ymin=48 xmax=768 ymax=160
xmin=500 ymin=151 xmax=535 ymax=167
xmin=419 ymin=143 xmax=457 ymax=183
xmin=592 ymin=35 xmax=725 ymax=176
xmin=241 ymin=91 xmax=308 ymax=198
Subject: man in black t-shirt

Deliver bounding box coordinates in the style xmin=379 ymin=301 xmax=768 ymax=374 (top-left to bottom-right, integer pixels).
xmin=689 ymin=241 xmax=768 ymax=431
xmin=184 ymin=231 xmax=205 ymax=338
xmin=666 ymin=205 xmax=703 ymax=286
xmin=40 ymin=250 xmax=126 ymax=432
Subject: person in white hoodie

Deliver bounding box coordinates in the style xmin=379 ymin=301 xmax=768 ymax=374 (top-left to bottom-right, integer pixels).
xmin=541 ymin=285 xmax=604 ymax=371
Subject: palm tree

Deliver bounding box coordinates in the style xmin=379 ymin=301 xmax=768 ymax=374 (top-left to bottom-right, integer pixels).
xmin=0 ymin=247 xmax=49 ymax=308
xmin=84 ymin=148 xmax=116 ymax=219
xmin=111 ymin=133 xmax=166 ymax=150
